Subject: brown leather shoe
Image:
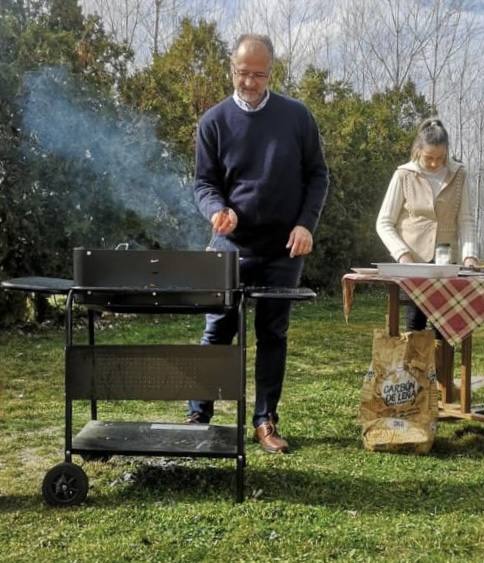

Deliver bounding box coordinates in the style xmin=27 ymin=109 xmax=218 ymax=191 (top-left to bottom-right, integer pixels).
xmin=253 ymin=419 xmax=288 ymax=453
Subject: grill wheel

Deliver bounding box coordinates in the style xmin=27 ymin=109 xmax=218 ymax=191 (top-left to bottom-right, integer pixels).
xmin=42 ymin=462 xmax=89 ymax=506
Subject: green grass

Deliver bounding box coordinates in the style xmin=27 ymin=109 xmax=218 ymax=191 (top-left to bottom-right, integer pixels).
xmin=1 ymin=292 xmax=484 ymax=562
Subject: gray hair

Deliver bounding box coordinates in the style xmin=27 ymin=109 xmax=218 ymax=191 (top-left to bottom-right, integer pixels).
xmin=411 ymin=117 xmax=449 ymax=162
xmin=231 ymin=34 xmax=274 ymax=61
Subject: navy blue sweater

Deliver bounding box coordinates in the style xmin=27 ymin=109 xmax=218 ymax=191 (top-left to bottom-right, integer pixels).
xmin=194 ymin=92 xmax=329 ymax=255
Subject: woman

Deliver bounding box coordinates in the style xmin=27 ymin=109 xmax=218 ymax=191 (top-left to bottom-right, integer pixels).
xmin=376 ymin=117 xmax=479 ymax=331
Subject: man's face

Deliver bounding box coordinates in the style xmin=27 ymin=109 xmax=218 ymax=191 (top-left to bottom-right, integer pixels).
xmin=231 ymin=41 xmax=272 ymax=108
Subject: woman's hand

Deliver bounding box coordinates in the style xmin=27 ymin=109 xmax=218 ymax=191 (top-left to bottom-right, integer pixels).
xmin=398 ymin=253 xmax=413 ymax=263
xmin=463 ymin=257 xmax=480 ymax=269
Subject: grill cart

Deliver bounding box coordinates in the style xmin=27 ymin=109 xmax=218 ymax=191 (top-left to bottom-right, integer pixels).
xmin=2 ymin=248 xmax=315 ymax=506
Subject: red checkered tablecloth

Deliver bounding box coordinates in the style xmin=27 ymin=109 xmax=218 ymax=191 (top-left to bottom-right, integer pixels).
xmin=342 ymin=273 xmax=484 ymax=346
xmin=398 ymin=277 xmax=484 ymax=346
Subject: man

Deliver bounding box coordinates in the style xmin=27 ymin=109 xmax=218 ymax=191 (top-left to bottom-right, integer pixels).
xmin=189 ymin=34 xmax=329 ymax=453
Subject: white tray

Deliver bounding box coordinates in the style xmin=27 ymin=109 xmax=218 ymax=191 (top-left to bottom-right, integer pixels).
xmin=351 ymin=267 xmax=379 ymax=275
xmin=374 ymin=263 xmax=460 ymax=278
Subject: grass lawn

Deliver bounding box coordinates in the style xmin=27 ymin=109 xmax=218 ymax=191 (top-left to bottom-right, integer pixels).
xmin=1 ymin=292 xmax=484 ymax=562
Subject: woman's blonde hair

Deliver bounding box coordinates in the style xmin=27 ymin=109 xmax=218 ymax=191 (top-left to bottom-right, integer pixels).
xmin=410 ymin=117 xmax=449 ymax=163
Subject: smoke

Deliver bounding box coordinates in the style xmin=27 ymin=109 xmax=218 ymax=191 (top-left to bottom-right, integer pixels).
xmin=20 ymin=65 xmax=208 ymax=249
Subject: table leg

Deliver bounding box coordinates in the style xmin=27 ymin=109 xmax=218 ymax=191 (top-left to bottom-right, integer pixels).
xmin=437 ymin=335 xmax=481 ymax=420
xmin=388 ymin=285 xmax=400 ymax=337
xmin=437 ymin=341 xmax=454 ymax=405
xmin=460 ymin=335 xmax=472 ymax=414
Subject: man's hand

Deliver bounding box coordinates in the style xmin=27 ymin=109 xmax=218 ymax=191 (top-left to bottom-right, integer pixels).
xmin=286 ymin=225 xmax=313 ymax=258
xmin=211 ymin=208 xmax=238 ymax=235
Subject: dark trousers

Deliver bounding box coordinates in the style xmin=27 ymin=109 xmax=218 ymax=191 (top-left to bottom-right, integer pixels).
xmin=406 ymin=301 xmax=443 ymax=339
xmin=189 ymin=236 xmax=304 ymax=428
xmin=405 ymin=301 xmax=428 ymax=331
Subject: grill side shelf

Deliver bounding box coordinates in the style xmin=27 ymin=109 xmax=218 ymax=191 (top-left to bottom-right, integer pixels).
xmin=245 ymin=286 xmax=316 ymax=300
xmin=1 ymin=277 xmax=73 ymax=294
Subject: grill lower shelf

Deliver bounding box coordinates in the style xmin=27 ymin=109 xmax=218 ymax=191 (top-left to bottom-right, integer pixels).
xmin=72 ymin=420 xmax=239 ymax=457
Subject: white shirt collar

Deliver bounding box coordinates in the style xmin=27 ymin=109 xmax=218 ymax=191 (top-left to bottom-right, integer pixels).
xmin=399 ymin=159 xmax=462 ymax=175
xmin=232 ymin=89 xmax=270 ymax=112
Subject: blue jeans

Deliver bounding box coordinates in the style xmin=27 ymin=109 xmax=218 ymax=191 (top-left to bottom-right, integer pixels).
xmin=189 ymin=236 xmax=304 ymax=427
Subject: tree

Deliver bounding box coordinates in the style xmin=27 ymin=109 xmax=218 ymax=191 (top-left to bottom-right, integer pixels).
xmin=0 ymin=4 xmax=31 ymax=321
xmin=16 ymin=3 xmax=132 ymax=91
xmin=340 ymin=0 xmax=432 ymax=93
xmin=122 ymin=18 xmax=231 ymax=169
xmin=79 ymin=0 xmax=231 ymax=65
xmin=0 ymin=0 xmax=135 ymax=323
xmin=48 ymin=0 xmax=84 ymax=31
xmin=81 ymin=0 xmax=145 ymax=61
xmin=420 ymin=0 xmax=472 ymax=110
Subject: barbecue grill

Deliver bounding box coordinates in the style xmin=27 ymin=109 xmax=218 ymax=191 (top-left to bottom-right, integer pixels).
xmin=2 ymin=247 xmax=315 ymax=506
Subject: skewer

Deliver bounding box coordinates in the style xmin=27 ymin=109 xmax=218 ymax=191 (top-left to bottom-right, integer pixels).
xmin=206 ymin=207 xmax=230 ymax=251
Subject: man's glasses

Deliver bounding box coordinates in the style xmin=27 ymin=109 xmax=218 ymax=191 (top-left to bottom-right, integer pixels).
xmin=232 ymin=68 xmax=270 ymax=80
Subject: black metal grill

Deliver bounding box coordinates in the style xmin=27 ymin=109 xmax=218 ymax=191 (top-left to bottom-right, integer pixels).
xmin=1 ymin=247 xmax=315 ymax=506
xmin=73 ymin=248 xmax=239 ymax=290
xmin=72 ymin=248 xmax=240 ymax=312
